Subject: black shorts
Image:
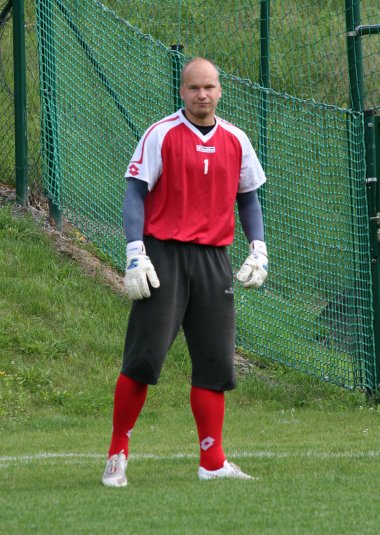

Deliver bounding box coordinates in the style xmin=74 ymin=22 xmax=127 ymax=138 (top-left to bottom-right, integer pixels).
xmin=121 ymin=236 xmax=236 ymax=391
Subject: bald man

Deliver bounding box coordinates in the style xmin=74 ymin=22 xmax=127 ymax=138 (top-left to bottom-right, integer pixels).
xmin=102 ymin=58 xmax=268 ymax=486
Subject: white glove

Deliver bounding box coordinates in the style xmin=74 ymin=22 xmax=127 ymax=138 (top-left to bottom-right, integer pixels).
xmin=236 ymin=240 xmax=268 ymax=289
xmin=124 ymin=241 xmax=160 ymax=300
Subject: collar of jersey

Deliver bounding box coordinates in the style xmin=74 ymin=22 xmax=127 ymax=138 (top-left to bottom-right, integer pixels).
xmin=180 ymin=108 xmax=219 ymax=142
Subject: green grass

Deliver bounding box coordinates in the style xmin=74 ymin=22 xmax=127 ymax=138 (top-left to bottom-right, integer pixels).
xmin=1 ymin=409 xmax=380 ymax=535
xmin=1 ymin=203 xmax=380 ymax=534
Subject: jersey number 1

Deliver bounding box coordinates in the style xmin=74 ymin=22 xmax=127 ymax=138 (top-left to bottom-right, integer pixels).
xmin=203 ymin=159 xmax=209 ymax=175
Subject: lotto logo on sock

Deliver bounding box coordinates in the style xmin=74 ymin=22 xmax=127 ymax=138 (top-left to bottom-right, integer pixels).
xmin=126 ymin=428 xmax=134 ymax=438
xmin=200 ymin=436 xmax=215 ymax=451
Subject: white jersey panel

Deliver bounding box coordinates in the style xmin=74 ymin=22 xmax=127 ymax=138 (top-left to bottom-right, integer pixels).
xmin=216 ymin=117 xmax=266 ymax=193
xmin=125 ymin=112 xmax=182 ymax=191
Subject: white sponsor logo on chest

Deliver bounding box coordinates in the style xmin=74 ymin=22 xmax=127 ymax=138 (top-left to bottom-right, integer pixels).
xmin=196 ymin=145 xmax=216 ymax=153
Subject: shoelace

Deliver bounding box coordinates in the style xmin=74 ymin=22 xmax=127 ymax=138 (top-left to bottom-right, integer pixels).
xmin=228 ymin=462 xmax=242 ymax=472
xmin=108 ymin=457 xmax=118 ymax=474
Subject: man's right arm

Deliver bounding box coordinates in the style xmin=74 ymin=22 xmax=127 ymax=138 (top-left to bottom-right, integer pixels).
xmin=122 ymin=177 xmax=149 ymax=242
xmin=122 ymin=178 xmax=160 ymax=299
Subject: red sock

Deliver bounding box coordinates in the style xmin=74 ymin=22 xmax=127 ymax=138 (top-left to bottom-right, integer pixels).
xmin=108 ymin=373 xmax=148 ymax=458
xmin=190 ymin=386 xmax=226 ymax=471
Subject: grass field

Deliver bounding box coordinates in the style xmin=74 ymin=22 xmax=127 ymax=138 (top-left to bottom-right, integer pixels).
xmin=2 ymin=409 xmax=380 ymax=535
xmin=1 ymin=2 xmax=380 ymax=530
xmin=1 ymin=203 xmax=380 ymax=534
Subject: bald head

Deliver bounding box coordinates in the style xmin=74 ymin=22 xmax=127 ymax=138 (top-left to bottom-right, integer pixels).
xmin=180 ymin=58 xmax=220 ymax=85
xmin=179 ymin=58 xmax=222 ymax=126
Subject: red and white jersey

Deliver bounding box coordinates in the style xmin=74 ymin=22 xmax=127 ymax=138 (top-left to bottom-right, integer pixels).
xmin=125 ymin=110 xmax=266 ymax=246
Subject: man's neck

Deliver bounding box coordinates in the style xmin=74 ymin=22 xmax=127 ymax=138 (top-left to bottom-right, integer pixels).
xmin=182 ymin=110 xmax=216 ymax=133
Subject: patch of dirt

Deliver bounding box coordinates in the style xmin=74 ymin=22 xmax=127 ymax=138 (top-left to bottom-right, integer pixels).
xmin=1 ymin=184 xmax=126 ymax=295
xmin=51 ymin=231 xmax=126 ymax=295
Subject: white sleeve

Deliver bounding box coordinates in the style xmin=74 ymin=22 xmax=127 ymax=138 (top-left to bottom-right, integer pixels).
xmin=124 ymin=126 xmax=163 ymax=191
xmin=238 ymin=132 xmax=267 ymax=193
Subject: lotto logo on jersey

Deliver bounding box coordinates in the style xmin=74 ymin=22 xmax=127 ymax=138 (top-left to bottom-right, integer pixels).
xmin=196 ymin=145 xmax=216 ymax=153
xmin=128 ymin=163 xmax=139 ymax=177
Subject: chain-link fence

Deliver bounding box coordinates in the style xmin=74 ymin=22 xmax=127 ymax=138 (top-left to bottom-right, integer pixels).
xmin=104 ymin=0 xmax=380 ymax=110
xmin=0 ymin=0 xmax=42 ymax=198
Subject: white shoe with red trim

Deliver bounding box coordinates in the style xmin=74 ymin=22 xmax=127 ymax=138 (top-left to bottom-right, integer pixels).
xmin=102 ymin=452 xmax=127 ymax=487
xmin=198 ymin=460 xmax=255 ymax=480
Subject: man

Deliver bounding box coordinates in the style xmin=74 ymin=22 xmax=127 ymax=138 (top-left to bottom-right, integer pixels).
xmin=102 ymin=57 xmax=268 ymax=487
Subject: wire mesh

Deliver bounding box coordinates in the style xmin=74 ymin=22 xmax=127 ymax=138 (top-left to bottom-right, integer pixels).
xmin=0 ymin=0 xmax=42 ymax=196
xmin=104 ymin=0 xmax=380 ymax=110
xmin=0 ymin=0 xmax=15 ymax=185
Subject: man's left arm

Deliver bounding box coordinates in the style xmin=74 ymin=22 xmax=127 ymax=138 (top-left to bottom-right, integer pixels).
xmin=236 ymin=190 xmax=268 ymax=289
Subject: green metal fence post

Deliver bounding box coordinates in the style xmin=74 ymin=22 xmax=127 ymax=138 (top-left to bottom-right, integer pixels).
xmin=171 ymin=44 xmax=184 ymax=112
xmin=345 ymin=113 xmax=365 ymax=388
xmin=36 ymin=0 xmax=62 ymax=230
xmin=365 ymin=110 xmax=380 ymax=392
xmin=258 ymin=0 xmax=270 ymax=215
xmin=259 ymin=0 xmax=270 ymax=169
xmin=345 ymin=0 xmax=364 ymax=112
xmin=376 ymin=115 xmax=380 ymax=216
xmin=13 ymin=0 xmax=28 ymax=205
xmin=346 ymin=0 xmax=380 ymax=393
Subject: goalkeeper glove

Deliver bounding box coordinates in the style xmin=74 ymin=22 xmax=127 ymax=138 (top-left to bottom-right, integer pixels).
xmin=124 ymin=240 xmax=160 ymax=300
xmin=236 ymin=240 xmax=268 ymax=289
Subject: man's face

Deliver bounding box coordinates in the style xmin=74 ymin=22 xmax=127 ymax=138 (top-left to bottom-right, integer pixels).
xmin=180 ymin=60 xmax=222 ymax=125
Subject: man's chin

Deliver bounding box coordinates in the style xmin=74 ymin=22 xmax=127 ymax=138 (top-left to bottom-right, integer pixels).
xmin=191 ymin=108 xmax=212 ymax=119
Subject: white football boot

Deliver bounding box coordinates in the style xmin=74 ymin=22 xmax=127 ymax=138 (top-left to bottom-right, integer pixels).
xmin=102 ymin=452 xmax=127 ymax=487
xmin=198 ymin=460 xmax=255 ymax=480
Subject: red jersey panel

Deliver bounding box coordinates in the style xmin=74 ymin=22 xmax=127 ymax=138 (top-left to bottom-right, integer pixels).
xmin=125 ymin=111 xmax=266 ymax=246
